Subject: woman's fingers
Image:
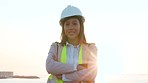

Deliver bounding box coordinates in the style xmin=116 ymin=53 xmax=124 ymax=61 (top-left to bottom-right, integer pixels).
xmin=53 ymin=55 xmax=58 ymax=61
xmin=55 ymin=74 xmax=62 ymax=79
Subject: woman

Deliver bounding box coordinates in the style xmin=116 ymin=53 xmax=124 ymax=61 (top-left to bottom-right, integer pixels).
xmin=46 ymin=5 xmax=98 ymax=83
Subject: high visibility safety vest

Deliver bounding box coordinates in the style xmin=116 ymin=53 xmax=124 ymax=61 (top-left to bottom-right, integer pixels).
xmin=48 ymin=45 xmax=82 ymax=83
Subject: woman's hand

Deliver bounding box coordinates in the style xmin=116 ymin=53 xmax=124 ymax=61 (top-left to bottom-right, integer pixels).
xmin=77 ymin=64 xmax=88 ymax=71
xmin=53 ymin=55 xmax=58 ymax=61
xmin=55 ymin=74 xmax=62 ymax=79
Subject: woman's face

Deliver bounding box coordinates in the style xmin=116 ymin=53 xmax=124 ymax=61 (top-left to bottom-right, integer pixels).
xmin=64 ymin=18 xmax=80 ymax=40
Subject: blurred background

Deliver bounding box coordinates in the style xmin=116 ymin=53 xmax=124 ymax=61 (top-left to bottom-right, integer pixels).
xmin=0 ymin=0 xmax=148 ymax=83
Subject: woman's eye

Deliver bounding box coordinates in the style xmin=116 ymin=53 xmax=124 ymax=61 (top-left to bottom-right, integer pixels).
xmin=65 ymin=23 xmax=69 ymax=26
xmin=73 ymin=23 xmax=77 ymax=25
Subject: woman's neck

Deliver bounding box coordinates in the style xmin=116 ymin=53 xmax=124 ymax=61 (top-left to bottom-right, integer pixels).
xmin=68 ymin=38 xmax=79 ymax=46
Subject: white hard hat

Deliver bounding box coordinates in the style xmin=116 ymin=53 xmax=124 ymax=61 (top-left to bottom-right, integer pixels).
xmin=60 ymin=5 xmax=85 ymax=22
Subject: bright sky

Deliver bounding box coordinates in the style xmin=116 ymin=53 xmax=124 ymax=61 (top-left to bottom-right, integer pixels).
xmin=0 ymin=0 xmax=148 ymax=81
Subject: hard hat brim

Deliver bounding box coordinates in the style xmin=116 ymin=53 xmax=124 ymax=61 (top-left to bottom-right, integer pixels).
xmin=59 ymin=15 xmax=85 ymax=26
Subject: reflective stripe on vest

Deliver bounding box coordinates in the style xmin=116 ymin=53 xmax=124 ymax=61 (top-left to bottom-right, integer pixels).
xmin=48 ymin=45 xmax=82 ymax=83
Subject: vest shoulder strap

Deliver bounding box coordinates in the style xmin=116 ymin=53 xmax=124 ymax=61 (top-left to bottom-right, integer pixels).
xmin=55 ymin=42 xmax=59 ymax=57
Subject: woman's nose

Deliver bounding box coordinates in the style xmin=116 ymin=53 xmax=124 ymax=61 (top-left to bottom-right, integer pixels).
xmin=68 ymin=24 xmax=74 ymax=29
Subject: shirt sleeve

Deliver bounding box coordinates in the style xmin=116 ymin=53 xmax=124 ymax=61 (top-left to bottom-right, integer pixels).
xmin=64 ymin=44 xmax=98 ymax=81
xmin=46 ymin=43 xmax=77 ymax=75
